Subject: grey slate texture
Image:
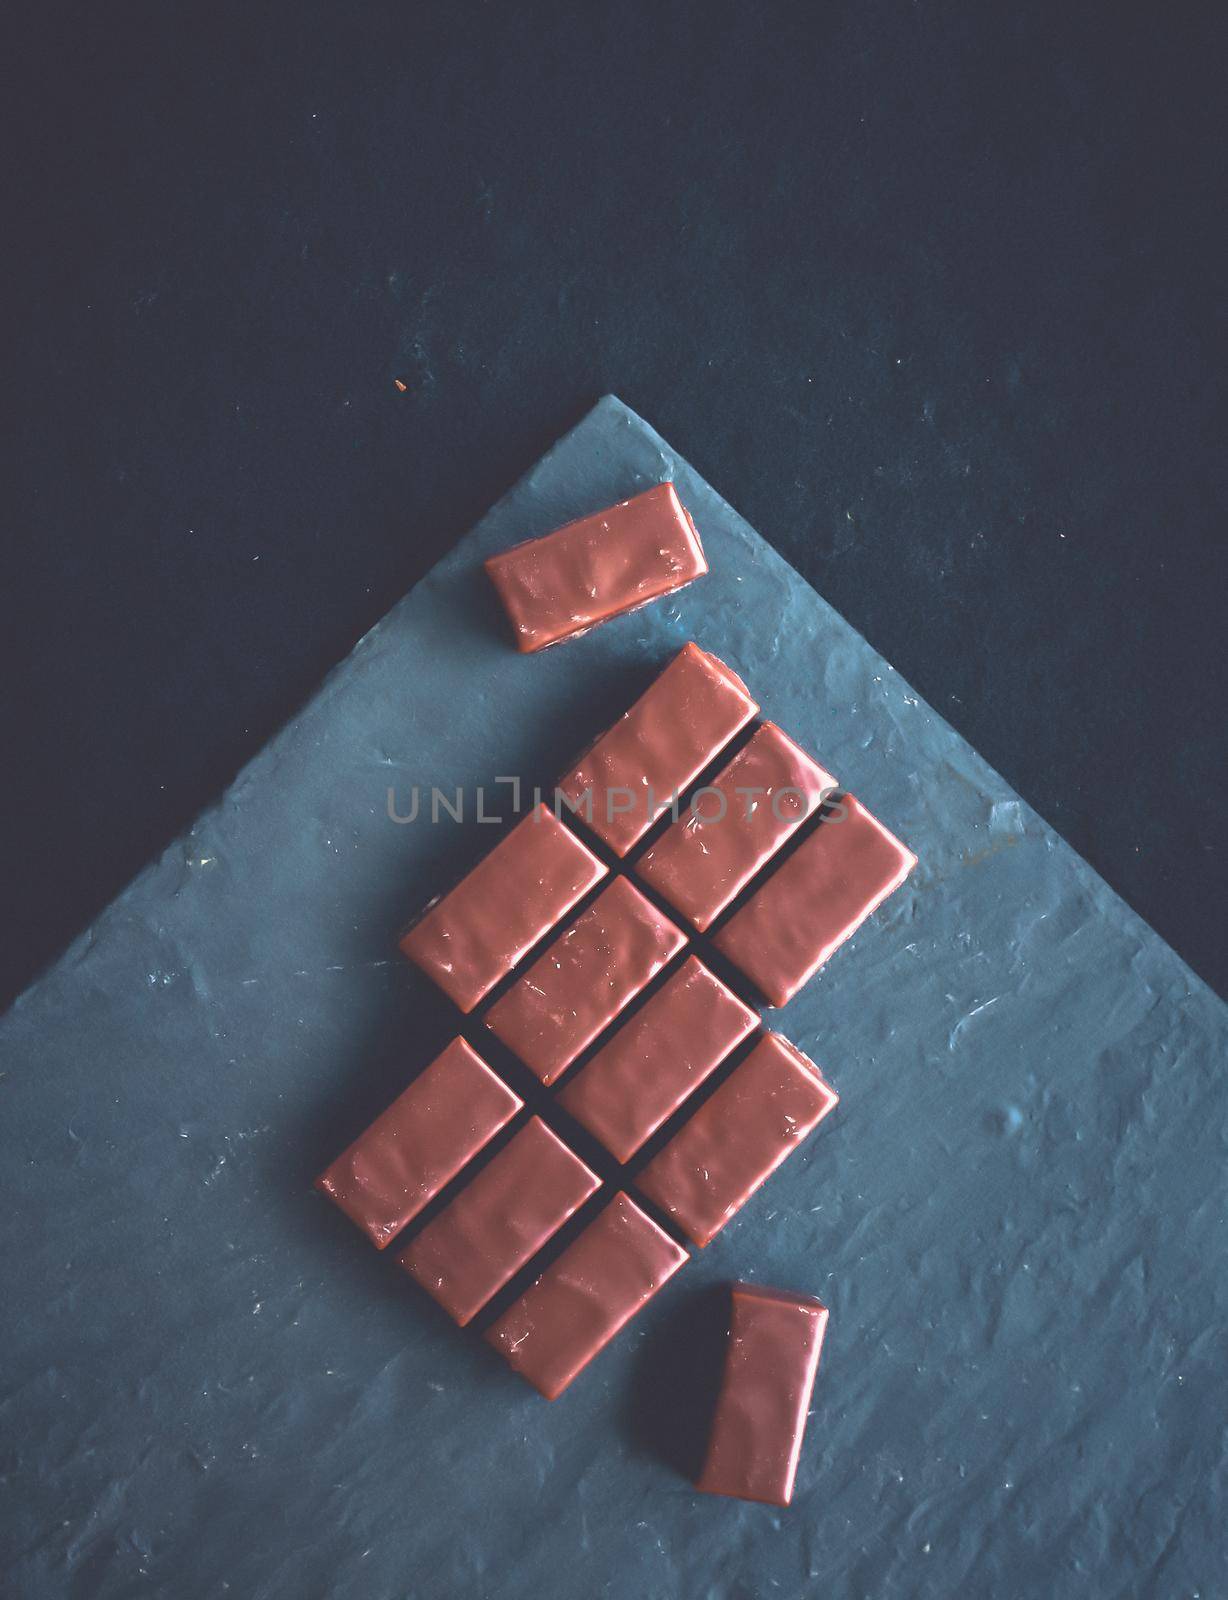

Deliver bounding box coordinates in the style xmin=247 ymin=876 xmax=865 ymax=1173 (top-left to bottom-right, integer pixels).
xmin=3 ymin=397 xmax=1224 ymax=1599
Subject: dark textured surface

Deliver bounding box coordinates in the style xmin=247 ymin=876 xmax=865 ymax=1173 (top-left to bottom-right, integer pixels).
xmin=3 ymin=0 xmax=1226 ymax=1010
xmin=3 ymin=399 xmax=1224 ymax=1598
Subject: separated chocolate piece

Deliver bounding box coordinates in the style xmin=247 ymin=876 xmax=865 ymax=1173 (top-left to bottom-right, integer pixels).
xmin=558 ymin=956 xmax=758 ymax=1162
xmin=399 ymin=804 xmax=606 ymax=1013
xmin=558 ymin=642 xmax=758 ymax=856
xmin=713 ymin=794 xmax=916 ymax=1006
xmin=314 ymin=1039 xmax=520 ymax=1248
xmin=634 ymin=1033 xmax=837 ymax=1248
xmin=484 ymin=483 xmax=707 ymax=653
xmin=697 ymin=1282 xmax=829 ymax=1507
xmin=636 ymin=722 xmax=836 ymax=930
xmin=485 ymin=1191 xmax=687 ymax=1399
xmin=485 ymin=877 xmax=686 ymax=1085
xmin=399 ymin=1117 xmax=600 ymax=1326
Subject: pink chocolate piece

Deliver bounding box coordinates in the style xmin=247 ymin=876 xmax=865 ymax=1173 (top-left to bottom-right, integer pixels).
xmin=637 ymin=722 xmax=837 ymax=930
xmin=634 ymin=1033 xmax=837 ymax=1248
xmin=314 ymin=1039 xmax=521 ymax=1248
xmin=558 ymin=642 xmax=758 ymax=856
xmin=484 ymin=483 xmax=708 ymax=653
xmin=485 ymin=1192 xmax=687 ymax=1399
xmin=557 ymin=956 xmax=758 ymax=1162
xmin=484 ymin=877 xmax=686 ymax=1085
xmin=399 ymin=805 xmax=606 ymax=1013
xmin=713 ymin=793 xmax=916 ymax=1006
xmin=399 ymin=1117 xmax=600 ymax=1326
xmin=697 ymin=1282 xmax=829 ymax=1507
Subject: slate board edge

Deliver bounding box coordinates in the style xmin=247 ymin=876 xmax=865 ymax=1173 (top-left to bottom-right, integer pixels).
xmin=7 ymin=392 xmax=1217 ymax=1023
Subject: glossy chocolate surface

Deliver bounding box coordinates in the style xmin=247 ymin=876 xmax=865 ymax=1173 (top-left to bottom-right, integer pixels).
xmin=557 ymin=956 xmax=758 ymax=1162
xmin=399 ymin=1117 xmax=600 ymax=1326
xmin=484 ymin=877 xmax=686 ymax=1084
xmin=697 ymin=1283 xmax=829 ymax=1507
xmin=485 ymin=1192 xmax=687 ymax=1399
xmin=484 ymin=483 xmax=707 ymax=653
xmin=314 ymin=1039 xmax=521 ymax=1248
xmin=557 ymin=642 xmax=758 ymax=856
xmin=637 ymin=722 xmax=837 ymax=930
xmin=714 ymin=793 xmax=916 ymax=1006
xmin=634 ymin=1033 xmax=838 ymax=1247
xmin=399 ymin=804 xmax=606 ymax=1013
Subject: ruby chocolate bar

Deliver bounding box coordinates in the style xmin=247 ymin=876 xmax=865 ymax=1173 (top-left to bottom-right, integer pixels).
xmin=557 ymin=642 xmax=758 ymax=856
xmin=636 ymin=721 xmax=836 ymax=930
xmin=634 ymin=1033 xmax=838 ymax=1248
xmin=697 ymin=1282 xmax=829 ymax=1507
xmin=485 ymin=1191 xmax=687 ymax=1399
xmin=557 ymin=955 xmax=758 ymax=1162
xmin=484 ymin=876 xmax=686 ymax=1085
xmin=714 ymin=793 xmax=916 ymax=1006
xmin=484 ymin=483 xmax=707 ymax=653
xmin=399 ymin=1117 xmax=600 ymax=1326
xmin=314 ymin=1038 xmax=521 ymax=1248
xmin=399 ymin=804 xmax=606 ymax=1013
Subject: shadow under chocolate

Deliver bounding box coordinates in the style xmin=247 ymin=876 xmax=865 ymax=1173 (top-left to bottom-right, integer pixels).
xmin=617 ymin=1279 xmax=730 ymax=1482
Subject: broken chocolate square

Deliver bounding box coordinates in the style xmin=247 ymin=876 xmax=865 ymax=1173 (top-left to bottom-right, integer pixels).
xmin=399 ymin=1117 xmax=600 ymax=1325
xmin=485 ymin=1192 xmax=687 ymax=1399
xmin=714 ymin=794 xmax=915 ymax=1005
xmin=399 ymin=804 xmax=606 ymax=1013
xmin=484 ymin=877 xmax=686 ymax=1085
xmin=697 ymin=1282 xmax=829 ymax=1507
xmin=634 ymin=1033 xmax=837 ymax=1248
xmin=636 ymin=721 xmax=836 ymax=930
xmin=484 ymin=483 xmax=707 ymax=652
xmin=315 ymin=1038 xmax=521 ymax=1248
xmin=557 ymin=955 xmax=757 ymax=1162
xmin=557 ymin=642 xmax=757 ymax=856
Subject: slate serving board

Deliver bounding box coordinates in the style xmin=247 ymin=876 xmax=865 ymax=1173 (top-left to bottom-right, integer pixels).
xmin=3 ymin=397 xmax=1224 ymax=1599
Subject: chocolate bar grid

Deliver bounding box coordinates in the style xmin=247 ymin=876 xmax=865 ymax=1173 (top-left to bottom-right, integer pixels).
xmin=318 ymin=647 xmax=913 ymax=1397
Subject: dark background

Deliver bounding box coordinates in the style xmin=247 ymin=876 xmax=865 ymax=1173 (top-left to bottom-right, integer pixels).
xmin=3 ymin=0 xmax=1225 ymax=1010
